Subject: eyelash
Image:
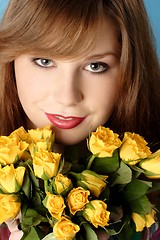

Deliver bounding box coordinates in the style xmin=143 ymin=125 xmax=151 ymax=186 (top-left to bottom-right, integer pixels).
xmin=31 ymin=58 xmax=109 ymax=74
xmin=31 ymin=58 xmax=55 ymax=68
xmin=85 ymin=62 xmax=109 ymax=74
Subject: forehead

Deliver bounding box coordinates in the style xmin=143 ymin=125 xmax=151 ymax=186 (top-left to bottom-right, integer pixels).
xmin=4 ymin=0 xmax=121 ymax=60
xmin=29 ymin=17 xmax=120 ymax=61
xmin=90 ymin=18 xmax=120 ymax=56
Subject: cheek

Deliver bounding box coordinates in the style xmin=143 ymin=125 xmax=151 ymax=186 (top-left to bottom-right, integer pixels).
xmin=86 ymin=68 xmax=119 ymax=102
xmin=16 ymin=77 xmax=34 ymax=104
xmin=15 ymin=60 xmax=43 ymax=93
xmin=15 ymin=72 xmax=45 ymax=103
xmin=15 ymin=66 xmax=34 ymax=98
xmin=90 ymin=78 xmax=119 ymax=126
xmin=15 ymin=77 xmax=29 ymax=104
xmin=91 ymin=81 xmax=118 ymax=109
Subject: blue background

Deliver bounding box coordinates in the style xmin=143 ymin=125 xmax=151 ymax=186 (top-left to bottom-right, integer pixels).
xmin=0 ymin=0 xmax=160 ymax=60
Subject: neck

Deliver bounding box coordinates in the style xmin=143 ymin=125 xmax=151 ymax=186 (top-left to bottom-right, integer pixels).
xmin=53 ymin=143 xmax=65 ymax=154
xmin=54 ymin=140 xmax=89 ymax=163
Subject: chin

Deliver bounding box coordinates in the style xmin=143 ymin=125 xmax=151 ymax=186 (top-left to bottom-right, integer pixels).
xmin=54 ymin=131 xmax=87 ymax=146
xmin=55 ymin=137 xmax=82 ymax=146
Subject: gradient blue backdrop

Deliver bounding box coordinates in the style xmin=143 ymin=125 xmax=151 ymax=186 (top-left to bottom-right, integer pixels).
xmin=0 ymin=0 xmax=160 ymax=60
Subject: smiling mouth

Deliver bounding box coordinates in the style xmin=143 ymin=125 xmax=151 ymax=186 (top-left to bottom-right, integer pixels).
xmin=45 ymin=113 xmax=86 ymax=129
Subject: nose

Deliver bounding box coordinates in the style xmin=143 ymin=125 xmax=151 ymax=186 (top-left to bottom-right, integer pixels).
xmin=51 ymin=65 xmax=83 ymax=106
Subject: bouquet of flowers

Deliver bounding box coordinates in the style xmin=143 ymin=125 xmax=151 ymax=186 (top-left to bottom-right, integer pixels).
xmin=0 ymin=125 xmax=160 ymax=240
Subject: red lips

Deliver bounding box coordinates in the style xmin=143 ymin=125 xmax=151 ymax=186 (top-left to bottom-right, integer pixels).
xmin=45 ymin=113 xmax=85 ymax=129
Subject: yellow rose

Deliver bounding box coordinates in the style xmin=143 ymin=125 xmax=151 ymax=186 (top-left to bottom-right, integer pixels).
xmin=140 ymin=150 xmax=160 ymax=178
xmin=28 ymin=126 xmax=54 ymax=152
xmin=89 ymin=126 xmax=121 ymax=157
xmin=83 ymin=200 xmax=110 ymax=228
xmin=9 ymin=126 xmax=29 ymax=141
xmin=33 ymin=149 xmax=61 ymax=180
xmin=78 ymin=170 xmax=108 ymax=197
xmin=29 ymin=142 xmax=51 ymax=157
xmin=45 ymin=192 xmax=65 ymax=220
xmin=53 ymin=216 xmax=80 ymax=240
xmin=0 ymin=194 xmax=21 ymax=224
xmin=0 ymin=136 xmax=29 ymax=165
xmin=9 ymin=127 xmax=31 ymax=160
xmin=54 ymin=173 xmax=72 ymax=195
xmin=120 ymin=132 xmax=151 ymax=165
xmin=67 ymin=187 xmax=90 ymax=215
xmin=132 ymin=210 xmax=156 ymax=232
xmin=0 ymin=164 xmax=25 ymax=193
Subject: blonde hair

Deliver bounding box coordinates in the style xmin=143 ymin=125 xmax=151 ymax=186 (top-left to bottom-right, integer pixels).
xmin=0 ymin=0 xmax=160 ymax=145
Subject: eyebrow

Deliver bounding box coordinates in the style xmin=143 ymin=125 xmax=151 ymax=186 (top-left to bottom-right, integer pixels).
xmin=86 ymin=51 xmax=119 ymax=60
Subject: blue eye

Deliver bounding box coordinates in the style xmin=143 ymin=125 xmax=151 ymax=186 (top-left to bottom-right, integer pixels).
xmin=33 ymin=58 xmax=54 ymax=68
xmin=85 ymin=62 xmax=109 ymax=73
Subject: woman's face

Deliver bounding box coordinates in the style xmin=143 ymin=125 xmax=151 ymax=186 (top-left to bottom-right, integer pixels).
xmin=14 ymin=19 xmax=120 ymax=145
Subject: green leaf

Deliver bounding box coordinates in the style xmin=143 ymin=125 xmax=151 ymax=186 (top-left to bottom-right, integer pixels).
xmin=42 ymin=195 xmax=48 ymax=208
xmin=21 ymin=226 xmax=45 ymax=240
xmin=130 ymin=195 xmax=153 ymax=215
xmin=74 ymin=233 xmax=84 ymax=240
xmin=20 ymin=208 xmax=47 ymax=231
xmin=28 ymin=165 xmax=39 ymax=188
xmin=61 ymin=160 xmax=72 ymax=174
xmin=40 ymin=171 xmax=52 ymax=181
xmin=111 ymin=161 xmax=132 ymax=186
xmin=112 ymin=221 xmax=136 ymax=240
xmin=21 ymin=171 xmax=32 ymax=198
xmin=83 ymin=223 xmax=98 ymax=240
xmin=130 ymin=165 xmax=144 ymax=174
xmin=91 ymin=150 xmax=120 ymax=174
xmin=122 ymin=179 xmax=152 ymax=201
xmin=130 ymin=165 xmax=144 ymax=179
xmin=77 ymin=181 xmax=89 ymax=190
xmin=106 ymin=229 xmax=118 ymax=236
xmin=104 ymin=215 xmax=129 ymax=237
xmin=0 ymin=188 xmax=4 ymax=194
xmin=42 ymin=233 xmax=56 ymax=240
xmin=99 ymin=186 xmax=110 ymax=201
xmin=19 ymin=159 xmax=32 ymax=168
xmin=32 ymin=189 xmax=45 ymax=209
xmin=14 ymin=154 xmax=19 ymax=164
xmin=21 ymin=203 xmax=28 ymax=219
xmin=57 ymin=156 xmax=65 ymax=174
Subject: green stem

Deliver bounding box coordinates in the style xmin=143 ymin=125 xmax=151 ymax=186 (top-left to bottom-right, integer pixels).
xmin=87 ymin=155 xmax=97 ymax=170
xmin=69 ymin=171 xmax=81 ymax=180
xmin=44 ymin=180 xmax=49 ymax=193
